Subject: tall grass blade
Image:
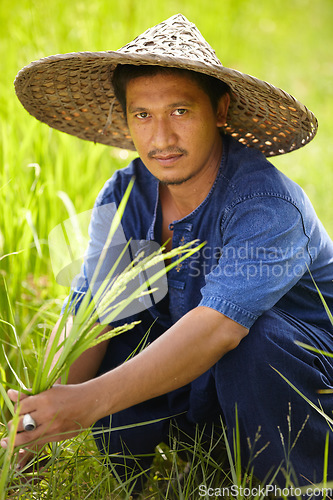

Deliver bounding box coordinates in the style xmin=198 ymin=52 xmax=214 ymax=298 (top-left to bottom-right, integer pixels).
xmin=0 ymin=409 xmax=20 ymax=499
xmin=25 ymin=209 xmax=42 ymax=258
xmin=0 ymin=381 xmax=14 ymax=416
xmin=271 ymin=366 xmax=333 ymax=426
xmin=2 ymin=346 xmax=28 ymax=392
xmin=307 ymin=266 xmax=333 ymax=326
xmin=294 ymin=341 xmax=333 ymax=359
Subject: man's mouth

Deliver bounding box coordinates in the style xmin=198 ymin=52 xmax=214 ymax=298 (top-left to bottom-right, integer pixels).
xmin=152 ymin=154 xmax=183 ymax=165
xmin=148 ymin=148 xmax=187 ymax=166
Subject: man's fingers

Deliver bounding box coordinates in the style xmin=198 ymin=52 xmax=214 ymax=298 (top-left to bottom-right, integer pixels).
xmin=16 ymin=444 xmax=50 ymax=472
xmin=17 ymin=448 xmax=36 ymax=470
xmin=2 ymin=429 xmax=46 ymax=450
xmin=8 ymin=389 xmax=32 ymax=414
xmin=2 ymin=385 xmax=89 ymax=452
xmin=18 ymin=413 xmax=38 ymax=433
xmin=5 ymin=410 xmax=38 ymax=435
xmin=1 ymin=425 xmax=38 ymax=449
xmin=8 ymin=389 xmax=31 ymax=402
xmin=7 ymin=389 xmax=20 ymax=402
xmin=2 ymin=428 xmax=79 ymax=452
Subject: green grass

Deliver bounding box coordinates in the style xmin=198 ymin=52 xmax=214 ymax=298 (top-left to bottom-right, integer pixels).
xmin=1 ymin=0 xmax=333 ymax=497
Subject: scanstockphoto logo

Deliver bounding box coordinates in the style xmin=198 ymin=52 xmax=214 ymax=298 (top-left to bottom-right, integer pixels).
xmin=48 ymin=203 xmax=168 ymax=323
xmin=188 ymin=241 xmax=315 ymax=280
xmin=199 ymin=484 xmax=333 ymax=498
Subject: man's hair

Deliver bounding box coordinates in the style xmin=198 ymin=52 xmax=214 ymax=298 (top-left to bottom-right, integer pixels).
xmin=112 ymin=64 xmax=230 ymax=117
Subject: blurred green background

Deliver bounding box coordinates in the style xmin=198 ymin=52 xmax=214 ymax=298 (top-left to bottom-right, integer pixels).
xmin=0 ymin=0 xmax=332 ymax=326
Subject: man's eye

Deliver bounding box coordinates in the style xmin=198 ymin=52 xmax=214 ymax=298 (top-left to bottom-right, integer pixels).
xmin=136 ymin=112 xmax=149 ymax=119
xmin=173 ymin=109 xmax=187 ymax=116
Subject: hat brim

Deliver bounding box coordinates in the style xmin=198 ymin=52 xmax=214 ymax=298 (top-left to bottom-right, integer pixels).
xmin=14 ymin=50 xmax=318 ymax=156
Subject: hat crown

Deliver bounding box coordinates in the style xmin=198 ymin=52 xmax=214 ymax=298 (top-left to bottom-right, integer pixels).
xmin=119 ymin=14 xmax=223 ymax=68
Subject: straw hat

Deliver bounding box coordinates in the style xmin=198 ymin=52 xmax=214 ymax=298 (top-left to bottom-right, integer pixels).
xmin=14 ymin=14 xmax=317 ymax=157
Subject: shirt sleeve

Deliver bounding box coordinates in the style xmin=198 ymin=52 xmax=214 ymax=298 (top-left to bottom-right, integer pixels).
xmin=198 ymin=195 xmax=312 ymax=329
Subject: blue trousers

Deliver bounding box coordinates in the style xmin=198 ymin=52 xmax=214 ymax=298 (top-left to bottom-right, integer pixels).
xmin=93 ymin=308 xmax=333 ymax=489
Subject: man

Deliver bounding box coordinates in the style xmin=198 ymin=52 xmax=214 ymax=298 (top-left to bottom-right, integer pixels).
xmin=3 ymin=13 xmax=333 ymax=493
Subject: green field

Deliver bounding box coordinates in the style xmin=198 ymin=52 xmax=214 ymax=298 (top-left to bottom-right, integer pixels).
xmin=1 ymin=0 xmax=333 ymax=497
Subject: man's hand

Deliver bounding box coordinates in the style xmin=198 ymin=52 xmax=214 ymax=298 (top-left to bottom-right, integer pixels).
xmin=1 ymin=384 xmax=101 ymax=453
xmin=0 ymin=317 xmax=110 ymax=462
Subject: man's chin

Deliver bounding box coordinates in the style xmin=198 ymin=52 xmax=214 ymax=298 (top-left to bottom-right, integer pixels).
xmin=159 ymin=178 xmax=188 ymax=186
xmin=158 ymin=173 xmax=195 ymax=186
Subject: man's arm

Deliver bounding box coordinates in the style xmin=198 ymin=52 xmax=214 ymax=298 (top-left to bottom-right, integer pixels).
xmin=2 ymin=306 xmax=248 ymax=450
xmin=99 ymin=306 xmax=248 ymax=414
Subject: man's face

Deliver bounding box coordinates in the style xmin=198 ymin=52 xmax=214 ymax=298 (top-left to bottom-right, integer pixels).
xmin=126 ymin=72 xmax=229 ymax=186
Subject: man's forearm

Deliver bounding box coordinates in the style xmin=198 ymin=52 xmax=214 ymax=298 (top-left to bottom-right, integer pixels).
xmin=88 ymin=306 xmax=248 ymax=420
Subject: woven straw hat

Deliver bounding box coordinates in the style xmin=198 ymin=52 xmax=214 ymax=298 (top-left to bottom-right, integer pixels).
xmin=15 ymin=14 xmax=317 ymax=157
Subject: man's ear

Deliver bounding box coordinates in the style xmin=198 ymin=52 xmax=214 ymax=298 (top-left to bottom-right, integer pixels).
xmin=216 ymin=93 xmax=230 ymax=127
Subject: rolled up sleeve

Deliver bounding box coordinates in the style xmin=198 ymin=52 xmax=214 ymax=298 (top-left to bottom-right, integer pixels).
xmin=199 ymin=196 xmax=312 ymax=329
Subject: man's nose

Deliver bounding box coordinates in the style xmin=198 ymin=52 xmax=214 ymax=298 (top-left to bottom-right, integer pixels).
xmin=152 ymin=118 xmax=176 ymax=150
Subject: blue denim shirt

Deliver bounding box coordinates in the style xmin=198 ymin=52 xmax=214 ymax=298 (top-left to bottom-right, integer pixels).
xmin=65 ymin=136 xmax=333 ymax=333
